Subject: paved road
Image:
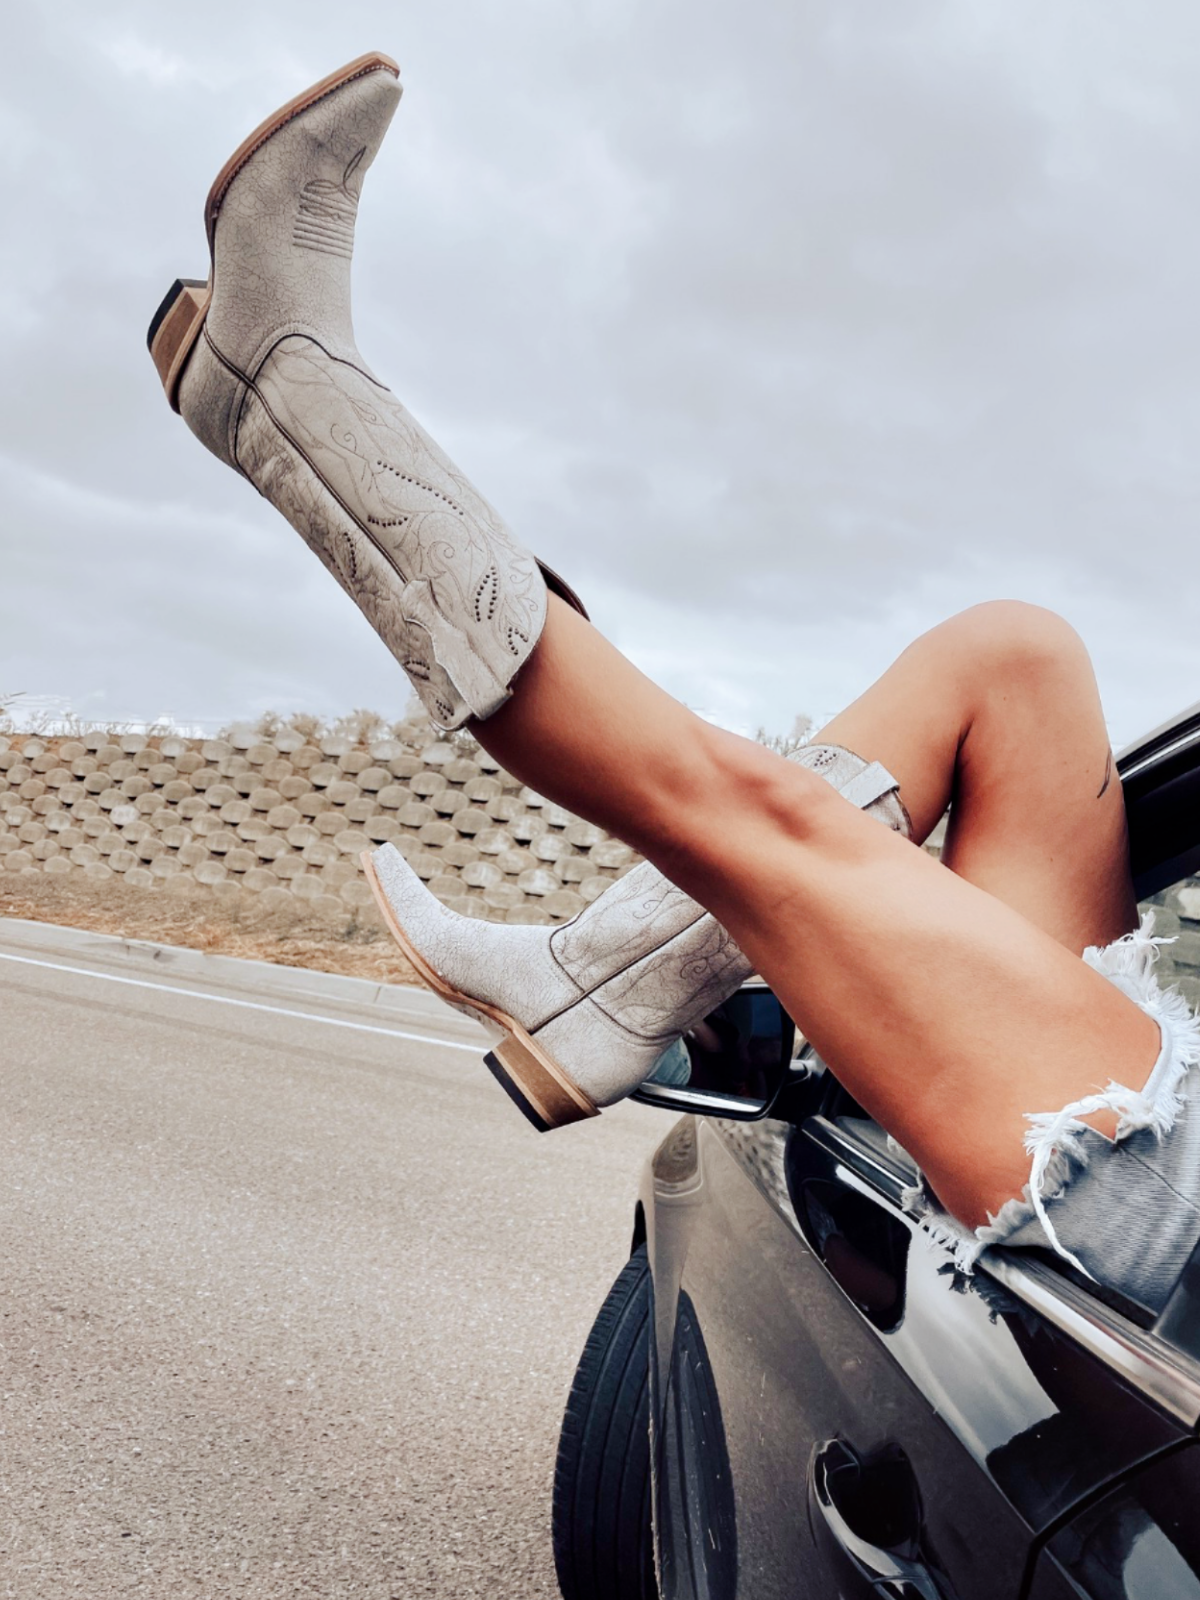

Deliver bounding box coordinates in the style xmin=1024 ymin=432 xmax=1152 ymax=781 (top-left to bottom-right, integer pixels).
xmin=0 ymin=919 xmax=666 ymax=1598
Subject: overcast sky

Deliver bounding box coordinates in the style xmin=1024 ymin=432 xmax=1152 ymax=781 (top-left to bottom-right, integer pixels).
xmin=4 ymin=0 xmax=1200 ymax=746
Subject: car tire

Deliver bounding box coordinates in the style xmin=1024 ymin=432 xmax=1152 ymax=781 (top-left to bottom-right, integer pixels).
xmin=552 ymin=1243 xmax=657 ymax=1600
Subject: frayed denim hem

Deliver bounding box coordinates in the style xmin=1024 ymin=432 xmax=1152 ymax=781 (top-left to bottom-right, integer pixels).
xmin=900 ymin=911 xmax=1200 ymax=1278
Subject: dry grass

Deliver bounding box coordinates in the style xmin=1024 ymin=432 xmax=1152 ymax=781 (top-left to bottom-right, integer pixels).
xmin=0 ymin=872 xmax=421 ymax=987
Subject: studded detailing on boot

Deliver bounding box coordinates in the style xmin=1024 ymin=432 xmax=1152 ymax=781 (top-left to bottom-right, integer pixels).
xmin=148 ymin=53 xmax=585 ymax=729
xmin=361 ymin=745 xmax=912 ymax=1130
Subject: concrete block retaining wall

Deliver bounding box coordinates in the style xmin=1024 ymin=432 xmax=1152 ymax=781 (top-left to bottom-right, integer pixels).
xmin=8 ymin=716 xmax=1200 ymax=997
xmin=0 ymin=718 xmax=640 ymax=926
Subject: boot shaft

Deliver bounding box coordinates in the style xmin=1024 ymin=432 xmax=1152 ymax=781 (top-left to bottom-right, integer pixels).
xmin=171 ymin=60 xmax=547 ymax=730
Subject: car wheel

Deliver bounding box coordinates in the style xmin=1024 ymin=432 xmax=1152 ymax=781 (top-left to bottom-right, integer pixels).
xmin=552 ymin=1243 xmax=657 ymax=1600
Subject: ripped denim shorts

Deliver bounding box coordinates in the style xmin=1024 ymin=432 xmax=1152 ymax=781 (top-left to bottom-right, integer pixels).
xmin=904 ymin=913 xmax=1200 ymax=1314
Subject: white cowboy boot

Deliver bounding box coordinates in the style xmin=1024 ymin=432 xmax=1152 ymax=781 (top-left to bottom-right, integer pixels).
xmin=149 ymin=52 xmax=584 ymax=729
xmin=149 ymin=62 xmax=914 ymax=1130
xmin=362 ymin=745 xmax=911 ymax=1130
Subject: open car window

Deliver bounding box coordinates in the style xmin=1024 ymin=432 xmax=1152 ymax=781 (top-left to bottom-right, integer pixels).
xmin=794 ymin=728 xmax=1200 ymax=1381
xmin=798 ymin=1073 xmax=1200 ymax=1433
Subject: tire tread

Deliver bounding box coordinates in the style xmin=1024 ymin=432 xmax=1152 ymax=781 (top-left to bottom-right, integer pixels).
xmin=552 ymin=1245 xmax=656 ymax=1600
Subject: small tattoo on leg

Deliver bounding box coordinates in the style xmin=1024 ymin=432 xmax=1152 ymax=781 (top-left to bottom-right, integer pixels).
xmin=1097 ymin=750 xmax=1112 ymax=799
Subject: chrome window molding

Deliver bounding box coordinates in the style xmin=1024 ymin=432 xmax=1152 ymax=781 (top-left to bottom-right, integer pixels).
xmin=982 ymin=1254 xmax=1200 ymax=1428
xmin=1118 ymin=710 xmax=1200 ymax=782
xmin=1120 ymin=727 xmax=1200 ymax=783
xmin=802 ymin=1115 xmax=912 ymax=1207
xmin=803 ymin=1116 xmax=1200 ymax=1428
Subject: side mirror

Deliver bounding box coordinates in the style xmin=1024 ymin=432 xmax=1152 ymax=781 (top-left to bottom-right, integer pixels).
xmin=631 ymin=981 xmax=798 ymax=1121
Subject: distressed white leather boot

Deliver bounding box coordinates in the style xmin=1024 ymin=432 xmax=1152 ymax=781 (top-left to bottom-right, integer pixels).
xmin=362 ymin=745 xmax=911 ymax=1130
xmin=149 ymin=52 xmax=584 ymax=729
xmin=149 ymin=60 xmax=914 ymax=1132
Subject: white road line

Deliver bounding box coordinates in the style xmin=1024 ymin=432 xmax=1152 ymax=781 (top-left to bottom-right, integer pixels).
xmin=0 ymin=949 xmax=482 ymax=1052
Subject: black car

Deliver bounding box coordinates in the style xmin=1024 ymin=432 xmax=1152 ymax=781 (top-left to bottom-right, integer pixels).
xmin=551 ymin=701 xmax=1200 ymax=1600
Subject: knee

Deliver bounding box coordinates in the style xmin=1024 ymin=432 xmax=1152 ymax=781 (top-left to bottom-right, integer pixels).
xmin=924 ymin=600 xmax=1092 ymax=700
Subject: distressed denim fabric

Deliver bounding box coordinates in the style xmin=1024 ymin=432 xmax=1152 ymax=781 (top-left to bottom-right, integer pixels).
xmin=905 ymin=913 xmax=1200 ymax=1313
xmin=985 ymin=1097 xmax=1200 ymax=1310
xmin=646 ymin=1037 xmax=694 ymax=1087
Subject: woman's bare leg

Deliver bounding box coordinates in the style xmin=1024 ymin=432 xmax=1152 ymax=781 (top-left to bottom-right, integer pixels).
xmin=158 ymin=60 xmax=1157 ymax=1238
xmin=819 ymin=599 xmax=1137 ymax=953
xmin=476 ymin=597 xmax=1158 ymax=1231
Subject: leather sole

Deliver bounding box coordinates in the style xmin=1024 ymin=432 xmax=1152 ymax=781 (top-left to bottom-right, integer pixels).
xmin=360 ymin=851 xmax=600 ymax=1132
xmin=147 ymin=50 xmax=400 ymax=410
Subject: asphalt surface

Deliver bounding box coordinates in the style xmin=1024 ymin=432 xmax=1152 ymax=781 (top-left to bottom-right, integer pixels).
xmin=0 ymin=918 xmax=666 ymax=1598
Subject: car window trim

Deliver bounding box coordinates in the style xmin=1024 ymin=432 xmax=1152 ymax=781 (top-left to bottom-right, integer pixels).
xmin=1118 ymin=702 xmax=1200 ymax=775
xmin=802 ymin=1114 xmax=1200 ymax=1428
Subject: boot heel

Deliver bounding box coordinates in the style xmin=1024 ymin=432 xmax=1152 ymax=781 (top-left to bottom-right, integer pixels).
xmin=485 ymin=1035 xmax=598 ymax=1134
xmin=359 ymin=847 xmax=599 ymax=1132
xmin=147 ymin=277 xmax=211 ymax=411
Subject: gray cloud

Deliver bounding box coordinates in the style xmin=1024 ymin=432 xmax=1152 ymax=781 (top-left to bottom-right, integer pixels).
xmin=4 ymin=0 xmax=1200 ymax=743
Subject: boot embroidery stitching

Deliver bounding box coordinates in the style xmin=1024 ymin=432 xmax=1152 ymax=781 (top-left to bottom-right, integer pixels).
xmin=263 ymin=331 xmax=392 ymax=394
xmin=225 ymin=329 xmax=547 ymax=727
xmin=475 ymin=567 xmax=499 ymax=622
xmin=539 ymin=907 xmax=711 ymax=1033
xmin=376 ymin=460 xmax=465 ymax=517
xmin=630 ymin=883 xmax=685 ymax=922
xmin=546 ymin=872 xmax=705 ymax=999
xmin=206 ymin=63 xmax=392 ymax=244
xmin=234 ymin=382 xmax=451 ymax=700
xmin=588 ymin=934 xmax=745 ymax=1038
xmin=293 ymin=147 xmax=364 ymax=260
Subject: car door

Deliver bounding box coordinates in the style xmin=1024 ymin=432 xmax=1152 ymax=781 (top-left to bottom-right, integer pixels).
xmin=1016 ymin=715 xmax=1200 ymax=1600
xmin=646 ymin=709 xmax=1200 ymax=1600
xmin=1026 ymin=1445 xmax=1200 ymax=1598
xmin=647 ymin=1106 xmax=1191 ymax=1600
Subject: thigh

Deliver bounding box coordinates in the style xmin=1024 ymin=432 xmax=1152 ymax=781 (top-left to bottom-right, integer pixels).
xmin=818 ymin=601 xmax=1138 ymax=953
xmin=681 ymin=773 xmax=1161 ymax=1234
